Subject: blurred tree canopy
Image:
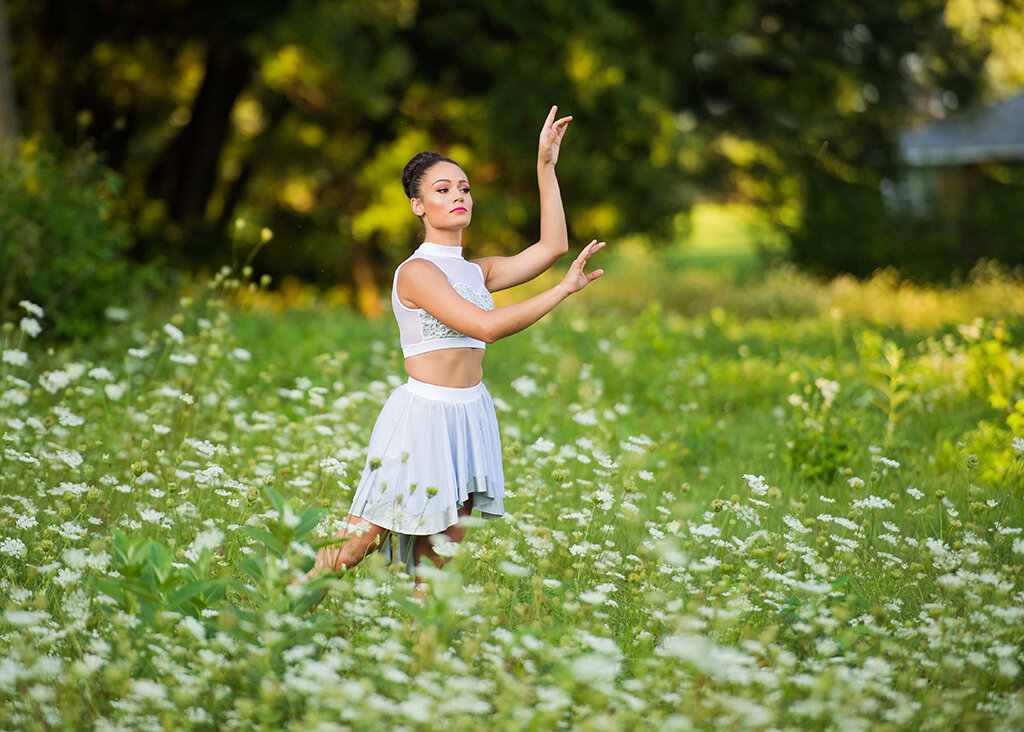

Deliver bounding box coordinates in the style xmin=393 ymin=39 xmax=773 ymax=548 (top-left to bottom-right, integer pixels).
xmin=4 ymin=0 xmax=1004 ymax=300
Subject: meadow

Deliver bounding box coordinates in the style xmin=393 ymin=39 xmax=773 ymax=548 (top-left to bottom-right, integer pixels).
xmin=1 ymin=257 xmax=1023 ymax=731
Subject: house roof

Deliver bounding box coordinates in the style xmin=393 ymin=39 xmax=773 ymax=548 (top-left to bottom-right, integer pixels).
xmin=899 ymin=92 xmax=1024 ymax=166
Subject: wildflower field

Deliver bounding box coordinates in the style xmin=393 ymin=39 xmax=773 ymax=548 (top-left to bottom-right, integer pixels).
xmin=2 ymin=262 xmax=1024 ymax=731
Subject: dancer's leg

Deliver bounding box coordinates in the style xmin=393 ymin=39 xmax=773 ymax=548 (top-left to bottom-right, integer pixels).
xmin=411 ymin=495 xmax=474 ymax=599
xmin=305 ymin=514 xmax=389 ymax=579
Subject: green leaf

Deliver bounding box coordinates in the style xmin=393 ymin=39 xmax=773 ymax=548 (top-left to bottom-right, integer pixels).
xmin=239 ymin=554 xmax=269 ymax=586
xmin=87 ymin=576 xmax=126 ymax=607
xmin=229 ymin=578 xmax=260 ymax=602
xmin=293 ymin=505 xmax=328 ymax=541
xmin=241 ymin=525 xmax=285 ymax=556
xmin=264 ymin=485 xmax=284 ymax=514
xmin=168 ymin=578 xmax=224 ymax=610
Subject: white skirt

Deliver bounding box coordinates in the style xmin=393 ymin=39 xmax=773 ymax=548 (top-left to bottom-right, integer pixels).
xmin=347 ymin=377 xmax=505 ymax=571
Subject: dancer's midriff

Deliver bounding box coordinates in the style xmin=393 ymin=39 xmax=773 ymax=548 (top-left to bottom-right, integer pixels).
xmin=404 ymin=347 xmax=484 ymax=388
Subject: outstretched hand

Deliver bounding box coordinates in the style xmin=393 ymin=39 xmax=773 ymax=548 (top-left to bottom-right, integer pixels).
xmin=560 ymin=240 xmax=605 ymax=295
xmin=538 ymin=105 xmax=573 ymax=167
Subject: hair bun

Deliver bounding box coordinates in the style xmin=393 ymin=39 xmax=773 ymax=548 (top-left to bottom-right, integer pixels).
xmin=402 ymin=151 xmax=459 ymax=199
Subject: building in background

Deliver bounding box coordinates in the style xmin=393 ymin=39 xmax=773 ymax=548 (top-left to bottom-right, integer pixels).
xmin=892 ymin=92 xmax=1024 ymax=218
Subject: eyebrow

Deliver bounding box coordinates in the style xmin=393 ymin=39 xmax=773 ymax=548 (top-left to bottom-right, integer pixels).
xmin=432 ymin=178 xmax=469 ymax=185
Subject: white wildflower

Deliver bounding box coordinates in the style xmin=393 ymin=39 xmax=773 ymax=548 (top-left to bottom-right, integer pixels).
xmin=906 ymin=487 xmax=924 ymax=500
xmin=1 ymin=350 xmax=28 ymax=366
xmin=39 ymin=370 xmax=71 ymax=393
xmin=783 ymin=515 xmax=811 ymax=534
xmin=54 ymin=407 xmax=84 ymax=427
xmin=638 ymin=470 xmax=654 ymax=482
xmin=54 ymin=568 xmax=82 ymax=587
xmin=178 ymin=616 xmax=206 ymax=641
xmin=656 ymin=633 xmax=761 ymax=685
xmin=319 ymin=457 xmax=346 ymax=475
xmin=570 ymin=653 xmax=620 ymax=682
xmin=4 ymin=609 xmax=49 ymax=626
xmin=1 ymin=388 xmax=26 ymax=406
xmin=530 ymin=437 xmax=555 ymax=453
xmin=163 ymin=323 xmax=185 ymax=344
xmin=691 ymin=523 xmax=720 ymax=538
xmin=879 ymin=457 xmax=900 ymax=468
xmin=848 ymin=476 xmax=865 ymax=489
xmin=19 ymin=300 xmax=44 ymax=318
xmin=104 ymin=383 xmax=125 ymax=400
xmin=185 ymin=527 xmax=225 ymax=562
xmin=815 ymin=377 xmax=839 ymax=405
xmin=20 ymin=318 xmax=42 ymax=338
xmin=88 ymin=367 xmax=115 ymax=381
xmin=428 ymin=536 xmax=461 ymax=557
xmin=139 ymin=508 xmax=164 ymax=524
xmin=511 ymin=375 xmax=539 ymax=397
xmin=852 ymin=495 xmax=895 ymax=510
xmin=230 ymin=348 xmax=252 ymax=361
xmin=572 ymin=409 xmax=599 ymax=426
xmin=498 ymin=560 xmax=530 ymax=577
xmin=56 ymin=448 xmax=83 ymax=468
xmin=1013 ymin=437 xmax=1024 ymax=454
xmin=743 ymin=474 xmax=769 ymax=496
xmin=57 ymin=521 xmax=85 ymax=540
xmin=130 ymin=679 xmax=168 ymax=701
xmin=1 ymin=537 xmax=27 ymax=558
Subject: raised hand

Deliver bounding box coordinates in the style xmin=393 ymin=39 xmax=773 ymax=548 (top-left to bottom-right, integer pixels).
xmin=560 ymin=240 xmax=605 ymax=294
xmin=538 ymin=105 xmax=573 ymax=167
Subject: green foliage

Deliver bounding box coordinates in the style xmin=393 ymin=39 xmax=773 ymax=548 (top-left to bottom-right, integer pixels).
xmin=860 ymin=332 xmax=914 ymax=445
xmin=0 ymin=139 xmax=159 ymax=339
xmin=88 ymin=528 xmax=229 ymax=626
xmin=7 ymin=0 xmax=993 ymax=284
xmin=792 ymin=169 xmax=1024 ymax=279
xmin=781 ymin=370 xmax=862 ymax=483
xmin=952 ymin=320 xmax=1024 ymax=495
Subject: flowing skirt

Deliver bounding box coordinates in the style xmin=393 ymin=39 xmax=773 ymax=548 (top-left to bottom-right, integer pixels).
xmin=347 ymin=377 xmax=504 ymax=572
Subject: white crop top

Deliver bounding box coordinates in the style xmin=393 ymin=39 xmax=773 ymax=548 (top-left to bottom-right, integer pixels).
xmin=392 ymin=242 xmax=496 ymax=358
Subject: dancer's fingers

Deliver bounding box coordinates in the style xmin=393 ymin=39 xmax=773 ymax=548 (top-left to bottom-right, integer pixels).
xmin=577 ymin=240 xmax=605 ymax=265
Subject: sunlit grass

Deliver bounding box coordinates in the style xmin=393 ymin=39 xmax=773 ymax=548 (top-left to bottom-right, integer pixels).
xmin=1 ymin=264 xmax=1023 ymax=729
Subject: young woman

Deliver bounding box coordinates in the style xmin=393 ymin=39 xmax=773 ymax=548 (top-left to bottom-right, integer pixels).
xmin=304 ymin=106 xmax=604 ymax=592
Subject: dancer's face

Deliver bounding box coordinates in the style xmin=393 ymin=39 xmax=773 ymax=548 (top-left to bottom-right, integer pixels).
xmin=410 ymin=161 xmax=472 ymax=231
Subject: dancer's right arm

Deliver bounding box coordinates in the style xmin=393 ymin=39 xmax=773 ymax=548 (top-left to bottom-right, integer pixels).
xmin=398 ymin=240 xmax=605 ymax=344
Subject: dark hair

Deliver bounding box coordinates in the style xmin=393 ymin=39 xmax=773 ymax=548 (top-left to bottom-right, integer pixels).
xmin=402 ymin=151 xmax=460 ymax=200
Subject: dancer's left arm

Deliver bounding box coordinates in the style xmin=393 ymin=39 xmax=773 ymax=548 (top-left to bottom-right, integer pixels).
xmin=475 ymin=105 xmax=572 ymax=292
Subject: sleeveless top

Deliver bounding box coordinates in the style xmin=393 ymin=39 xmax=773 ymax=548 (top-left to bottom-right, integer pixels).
xmin=392 ymin=242 xmax=496 ymax=358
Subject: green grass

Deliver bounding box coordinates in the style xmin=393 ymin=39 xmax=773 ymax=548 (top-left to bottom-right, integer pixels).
xmin=671 ymin=202 xmax=775 ymax=275
xmin=1 ymin=264 xmax=1023 ymax=730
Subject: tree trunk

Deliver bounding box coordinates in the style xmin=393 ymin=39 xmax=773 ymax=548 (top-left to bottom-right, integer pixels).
xmin=215 ymin=97 xmax=291 ymax=239
xmin=0 ymin=0 xmax=20 ymax=147
xmin=351 ymin=234 xmax=383 ymax=319
xmin=147 ymin=41 xmax=252 ymax=229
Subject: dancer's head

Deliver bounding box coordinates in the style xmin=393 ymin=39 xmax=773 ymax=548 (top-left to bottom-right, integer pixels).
xmin=402 ymin=152 xmax=472 ymax=233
